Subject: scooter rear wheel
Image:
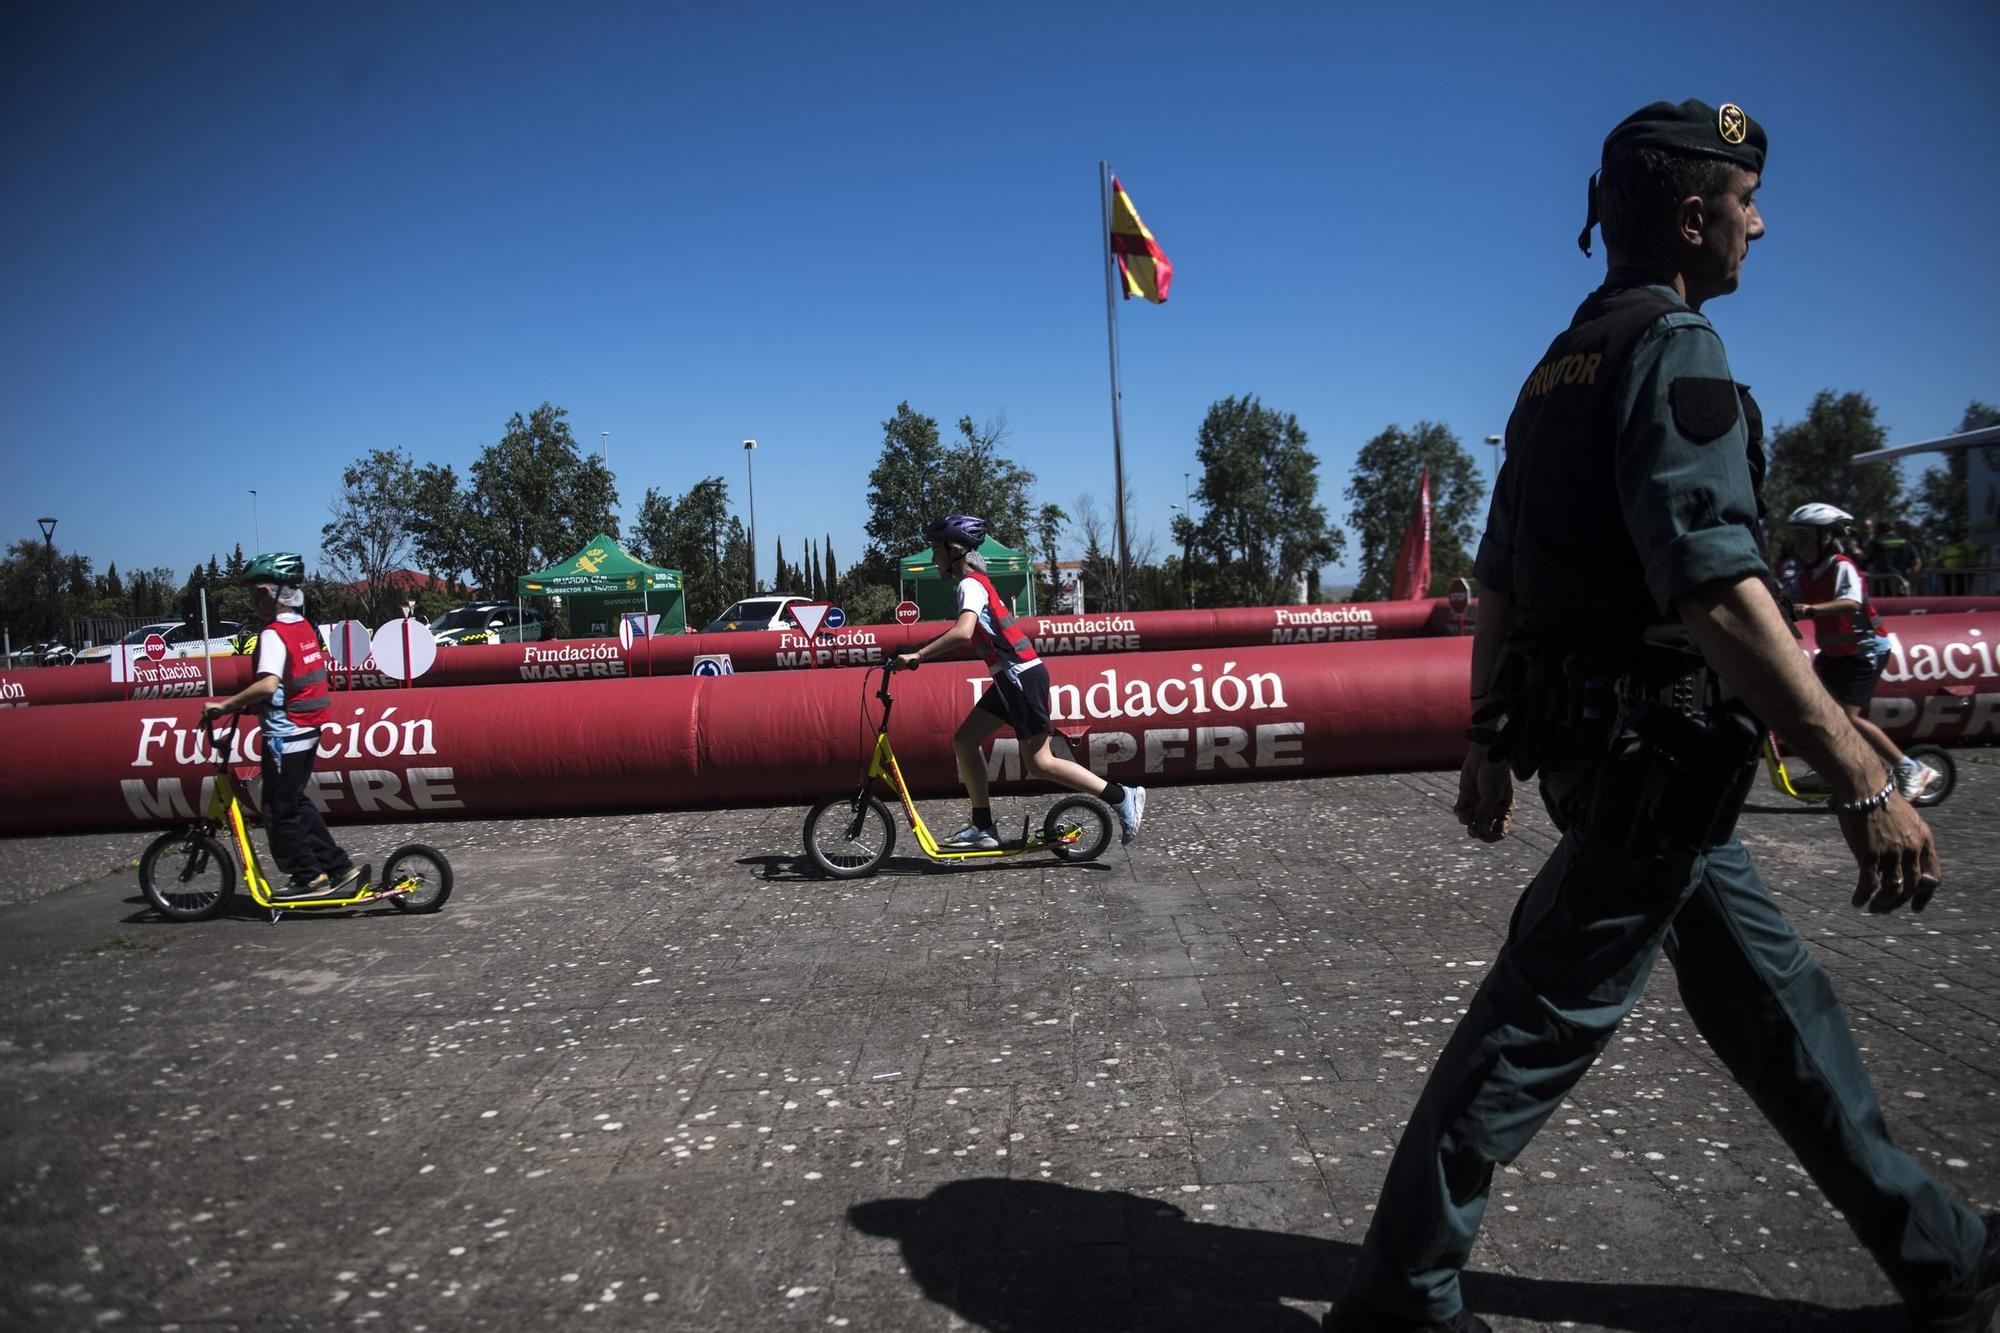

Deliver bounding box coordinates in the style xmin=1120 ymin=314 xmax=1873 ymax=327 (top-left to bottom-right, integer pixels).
xmin=1045 ymin=795 xmax=1114 ymax=863
xmin=804 ymin=795 xmax=897 ymax=879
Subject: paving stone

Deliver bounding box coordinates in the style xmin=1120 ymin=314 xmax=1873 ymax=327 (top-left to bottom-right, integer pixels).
xmin=2 ymin=763 xmax=1997 ymax=1328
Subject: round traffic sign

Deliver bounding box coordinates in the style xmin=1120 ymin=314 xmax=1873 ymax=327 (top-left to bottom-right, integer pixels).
xmin=619 ymin=616 xmax=635 ymax=651
xmin=894 ymin=601 xmax=921 ymax=626
xmin=824 ymin=606 xmax=846 ymax=630
xmin=143 ymin=633 xmax=168 ymax=662
xmin=369 ymin=616 xmax=438 ymax=681
xmin=692 ymin=658 xmax=722 ymax=677
xmin=328 ymin=619 xmax=373 ymax=668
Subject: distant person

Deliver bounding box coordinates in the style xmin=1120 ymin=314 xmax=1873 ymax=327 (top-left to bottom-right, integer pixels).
xmin=202 ymin=553 xmax=365 ymax=899
xmin=1328 ymin=100 xmax=1996 ymax=1333
xmin=1789 ymin=504 xmax=1944 ymax=800
xmin=1868 ymin=518 xmax=1919 ymax=595
xmin=891 ymin=514 xmax=1145 ymax=848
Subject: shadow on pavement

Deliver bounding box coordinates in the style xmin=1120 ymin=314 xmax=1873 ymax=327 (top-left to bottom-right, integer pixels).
xmin=849 ymin=1178 xmax=1898 ymax=1333
xmin=739 ymin=853 xmax=1116 ymax=882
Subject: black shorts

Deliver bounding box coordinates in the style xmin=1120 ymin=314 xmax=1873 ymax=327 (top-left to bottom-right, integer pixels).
xmin=973 ymin=663 xmax=1053 ymax=739
xmin=1815 ymin=650 xmax=1886 ymax=708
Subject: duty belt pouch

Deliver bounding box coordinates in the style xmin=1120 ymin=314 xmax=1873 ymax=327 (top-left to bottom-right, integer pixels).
xmin=1586 ymin=697 xmax=1761 ymax=858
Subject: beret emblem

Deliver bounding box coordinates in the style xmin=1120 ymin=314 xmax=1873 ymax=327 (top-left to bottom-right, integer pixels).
xmin=1718 ymin=103 xmax=1748 ymax=145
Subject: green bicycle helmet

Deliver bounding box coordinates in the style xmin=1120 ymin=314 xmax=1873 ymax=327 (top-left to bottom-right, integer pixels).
xmin=242 ymin=551 xmax=306 ymax=585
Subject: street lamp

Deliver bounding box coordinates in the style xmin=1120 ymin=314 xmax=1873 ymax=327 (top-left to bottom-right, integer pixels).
xmin=743 ymin=440 xmax=758 ymax=594
xmin=1171 ymin=480 xmax=1197 ymax=610
xmin=249 ymin=489 xmax=260 ymax=550
xmin=1484 ymin=434 xmax=1503 ymax=484
xmin=601 ymin=431 xmax=610 ymax=469
xmin=37 ymin=516 xmax=58 ymax=644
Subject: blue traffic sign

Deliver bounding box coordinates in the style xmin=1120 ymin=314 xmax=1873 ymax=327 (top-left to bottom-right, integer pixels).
xmin=824 ymin=606 xmax=846 ymax=630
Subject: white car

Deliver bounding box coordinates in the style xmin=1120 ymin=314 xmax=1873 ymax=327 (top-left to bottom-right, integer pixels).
xmin=700 ymin=595 xmax=815 ymax=634
xmin=165 ymin=621 xmax=244 ymax=659
xmin=75 ymin=621 xmax=184 ymax=665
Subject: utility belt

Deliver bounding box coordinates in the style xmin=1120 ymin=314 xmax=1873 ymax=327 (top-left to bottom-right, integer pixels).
xmin=1473 ymin=640 xmax=1763 ymax=858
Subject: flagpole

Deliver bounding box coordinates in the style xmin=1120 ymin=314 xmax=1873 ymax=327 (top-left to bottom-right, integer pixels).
xmin=1099 ymin=161 xmax=1134 ymax=612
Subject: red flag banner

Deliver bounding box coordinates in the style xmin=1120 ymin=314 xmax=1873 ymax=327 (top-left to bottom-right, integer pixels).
xmin=1110 ymin=177 xmax=1173 ymax=304
xmin=1389 ymin=469 xmax=1432 ymax=600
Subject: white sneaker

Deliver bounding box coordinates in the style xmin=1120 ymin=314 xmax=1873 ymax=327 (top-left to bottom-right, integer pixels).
xmin=941 ymin=823 xmax=999 ymax=850
xmin=1904 ymin=756 xmax=1936 ymax=800
xmin=1898 ymin=761 xmax=1943 ymax=801
xmin=1115 ymin=786 xmax=1146 ymax=845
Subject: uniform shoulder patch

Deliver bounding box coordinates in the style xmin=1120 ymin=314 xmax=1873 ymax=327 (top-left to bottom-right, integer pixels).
xmin=1670 ymin=377 xmax=1740 ymax=443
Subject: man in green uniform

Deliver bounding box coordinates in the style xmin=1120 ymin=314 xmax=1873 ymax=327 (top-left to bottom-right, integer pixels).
xmin=1328 ymin=100 xmax=1999 ymax=1333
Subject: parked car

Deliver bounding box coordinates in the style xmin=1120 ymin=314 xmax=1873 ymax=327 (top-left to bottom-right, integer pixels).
xmin=429 ymin=603 xmax=552 ymax=647
xmin=164 ymin=621 xmax=243 ymax=659
xmin=4 ymin=641 xmax=72 ymax=668
xmin=700 ymin=595 xmax=814 ymax=634
xmin=75 ymin=621 xmax=184 ymax=665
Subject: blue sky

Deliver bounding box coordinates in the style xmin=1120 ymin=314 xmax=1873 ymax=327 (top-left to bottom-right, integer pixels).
xmin=4 ymin=1 xmax=1996 ymax=592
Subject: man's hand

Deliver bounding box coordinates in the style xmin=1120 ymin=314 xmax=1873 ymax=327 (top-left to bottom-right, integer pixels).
xmin=1838 ymin=795 xmax=1942 ymax=913
xmin=1455 ymin=745 xmax=1514 ymax=843
xmin=890 ymin=653 xmax=920 ymax=673
xmin=200 ymin=704 xmax=225 ymax=725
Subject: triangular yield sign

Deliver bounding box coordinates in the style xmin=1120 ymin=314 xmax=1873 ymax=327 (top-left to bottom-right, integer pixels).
xmin=790 ymin=602 xmax=831 ymax=638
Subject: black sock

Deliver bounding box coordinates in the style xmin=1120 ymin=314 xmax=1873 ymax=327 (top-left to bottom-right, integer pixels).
xmin=971 ymin=805 xmax=993 ymax=830
xmin=1101 ymin=782 xmax=1125 ymax=806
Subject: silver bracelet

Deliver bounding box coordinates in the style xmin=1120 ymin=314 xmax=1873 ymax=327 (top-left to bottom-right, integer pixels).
xmin=1828 ymin=775 xmax=1896 ymax=816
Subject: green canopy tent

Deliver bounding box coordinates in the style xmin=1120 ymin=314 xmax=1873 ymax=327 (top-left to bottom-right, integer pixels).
xmin=517 ymin=535 xmax=686 ymax=637
xmin=898 ymin=534 xmax=1038 ymax=621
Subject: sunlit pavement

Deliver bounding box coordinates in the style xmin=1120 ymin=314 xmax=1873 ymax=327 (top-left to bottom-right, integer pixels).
xmin=2 ymin=759 xmax=1995 ymax=1331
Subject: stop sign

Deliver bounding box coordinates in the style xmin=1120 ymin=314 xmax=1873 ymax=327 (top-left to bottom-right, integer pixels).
xmin=894 ymin=601 xmax=921 ymax=626
xmin=143 ymin=633 xmax=168 ymax=662
xmin=1446 ymin=576 xmax=1471 ymax=616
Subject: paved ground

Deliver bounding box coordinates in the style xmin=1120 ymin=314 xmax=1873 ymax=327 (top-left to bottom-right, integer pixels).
xmin=2 ymin=756 xmax=1996 ymax=1333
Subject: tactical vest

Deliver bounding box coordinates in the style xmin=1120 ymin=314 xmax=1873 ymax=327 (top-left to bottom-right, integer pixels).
xmin=1500 ymin=273 xmax=1744 ymax=656
xmin=1799 ymin=553 xmax=1884 ymax=656
xmin=964 ymin=569 xmax=1041 ymax=673
xmin=264 ymin=617 xmax=332 ymax=718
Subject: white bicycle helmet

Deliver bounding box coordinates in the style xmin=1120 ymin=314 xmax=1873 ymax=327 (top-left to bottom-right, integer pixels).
xmin=1786 ymin=503 xmax=1854 ymax=529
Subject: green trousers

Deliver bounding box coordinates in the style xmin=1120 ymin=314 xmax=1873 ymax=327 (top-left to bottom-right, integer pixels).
xmin=1344 ymin=777 xmax=1985 ymax=1322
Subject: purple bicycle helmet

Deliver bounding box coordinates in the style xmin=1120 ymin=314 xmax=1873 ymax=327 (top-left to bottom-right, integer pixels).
xmin=923 ymin=513 xmax=986 ymax=551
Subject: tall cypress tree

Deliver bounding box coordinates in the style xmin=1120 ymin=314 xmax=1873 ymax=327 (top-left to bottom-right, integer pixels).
xmin=824 ymin=534 xmax=839 ymax=602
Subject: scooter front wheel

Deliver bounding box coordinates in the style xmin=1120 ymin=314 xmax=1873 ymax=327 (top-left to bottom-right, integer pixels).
xmin=139 ymin=829 xmax=237 ymax=922
xmin=804 ymin=794 xmax=897 ymax=879
xmin=1045 ymin=795 xmax=1114 ymax=863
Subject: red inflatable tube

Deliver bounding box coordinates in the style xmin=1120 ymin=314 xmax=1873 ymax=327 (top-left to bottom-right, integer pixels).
xmin=0 ymin=640 xmax=1471 ymax=835
xmin=0 ymin=599 xmax=1464 ymax=708
xmin=2 ymin=616 xmax=1996 ymax=837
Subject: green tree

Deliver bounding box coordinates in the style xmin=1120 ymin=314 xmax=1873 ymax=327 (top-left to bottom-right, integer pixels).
xmin=320 ymin=447 xmax=422 ymax=623
xmin=824 ymin=534 xmax=841 ymax=604
xmin=861 ymin=405 xmax=1039 ymax=580
xmin=1032 ymin=503 xmax=1067 ymax=612
xmin=460 ymin=403 xmax=619 ymax=598
xmin=628 ymin=477 xmax=749 ymax=627
xmin=409 ymin=461 xmax=469 ymax=593
xmin=1912 ymin=400 xmax=1999 ymax=552
xmin=1763 ymin=390 xmax=1902 ymax=537
xmin=1190 ymin=395 xmax=1344 ymax=607
xmin=1343 ymin=420 xmax=1481 ymax=601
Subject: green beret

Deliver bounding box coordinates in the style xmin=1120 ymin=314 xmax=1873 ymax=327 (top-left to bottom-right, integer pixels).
xmin=1603 ymin=99 xmax=1766 ymax=175
xmin=1578 ymin=98 xmax=1767 ymax=255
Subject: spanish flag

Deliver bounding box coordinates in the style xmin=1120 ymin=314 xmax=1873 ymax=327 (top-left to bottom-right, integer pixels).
xmin=1110 ymin=177 xmax=1172 ymax=304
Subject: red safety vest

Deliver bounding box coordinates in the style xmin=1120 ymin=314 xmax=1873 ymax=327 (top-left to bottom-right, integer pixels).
xmin=263 ymin=617 xmax=332 ymax=717
xmin=963 ymin=570 xmax=1041 ymax=673
xmin=1799 ymin=553 xmax=1884 ymax=657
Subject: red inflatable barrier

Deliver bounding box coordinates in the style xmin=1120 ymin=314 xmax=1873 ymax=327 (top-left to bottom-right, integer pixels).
xmin=0 ymin=599 xmax=1464 ymax=709
xmin=1 ymin=616 xmax=1994 ymax=837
